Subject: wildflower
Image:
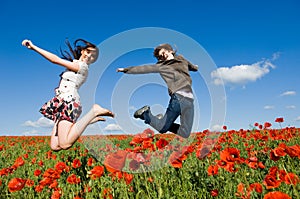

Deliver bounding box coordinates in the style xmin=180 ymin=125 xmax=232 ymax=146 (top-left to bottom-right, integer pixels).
xmin=103 ymin=188 xmax=113 ymax=199
xmin=148 ymin=177 xmax=154 ymax=183
xmin=156 ymin=138 xmax=169 ymax=149
xmin=129 ymin=159 xmax=140 ymax=171
xmin=275 ymin=117 xmax=284 ymax=123
xmin=210 ymin=189 xmax=219 ymax=197
xmin=51 ymin=190 xmax=61 ymax=199
xmin=25 ymin=179 xmax=34 ymax=187
xmin=207 ymin=165 xmax=219 ymax=176
xmin=87 ymin=157 xmax=94 ymax=167
xmin=104 ymin=150 xmax=128 ymax=173
xmin=123 ymin=172 xmax=134 ymax=185
xmin=270 ymin=150 xmax=281 ymax=161
xmin=49 ymin=180 xmax=58 ymax=189
xmin=264 ymin=122 xmax=272 ymax=129
xmin=263 ymin=191 xmax=291 ymax=199
xmin=34 ymin=169 xmax=42 ymax=177
xmin=13 ymin=156 xmax=25 ymax=168
xmin=72 ymin=158 xmax=81 ymax=169
xmin=220 ymin=147 xmax=241 ymax=163
xmin=250 ymin=183 xmax=263 ymax=193
xmin=263 ymin=174 xmax=281 ymax=189
xmin=55 ymin=162 xmax=67 ymax=173
xmin=88 ymin=166 xmax=104 ymax=179
xmin=67 ymin=174 xmax=81 ymax=184
xmin=284 ymin=172 xmax=299 ymax=185
xmin=169 ymin=151 xmax=186 ymax=168
xmin=8 ymin=178 xmax=26 ymax=192
xmin=236 ymin=183 xmax=251 ymax=199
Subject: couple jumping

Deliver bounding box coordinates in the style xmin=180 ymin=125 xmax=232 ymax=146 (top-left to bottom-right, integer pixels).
xmin=22 ymin=39 xmax=197 ymax=151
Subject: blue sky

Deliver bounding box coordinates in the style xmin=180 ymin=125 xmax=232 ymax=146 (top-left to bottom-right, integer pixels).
xmin=0 ymin=0 xmax=299 ymax=136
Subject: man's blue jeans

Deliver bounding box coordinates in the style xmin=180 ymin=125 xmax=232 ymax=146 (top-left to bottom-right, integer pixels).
xmin=144 ymin=93 xmax=194 ymax=138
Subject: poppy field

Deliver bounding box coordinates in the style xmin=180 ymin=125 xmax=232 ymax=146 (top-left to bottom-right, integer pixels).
xmin=0 ymin=118 xmax=299 ymax=199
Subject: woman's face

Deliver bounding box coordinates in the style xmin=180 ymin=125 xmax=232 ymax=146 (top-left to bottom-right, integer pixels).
xmin=158 ymin=48 xmax=174 ymax=61
xmin=80 ymin=47 xmax=99 ymax=64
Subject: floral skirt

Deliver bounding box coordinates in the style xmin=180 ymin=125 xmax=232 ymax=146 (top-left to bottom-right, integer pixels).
xmin=39 ymin=96 xmax=82 ymax=123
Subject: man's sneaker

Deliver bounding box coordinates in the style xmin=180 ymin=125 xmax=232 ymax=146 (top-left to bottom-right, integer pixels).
xmin=134 ymin=105 xmax=150 ymax=120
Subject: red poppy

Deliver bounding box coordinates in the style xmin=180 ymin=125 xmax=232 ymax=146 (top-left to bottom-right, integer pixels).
xmin=169 ymin=151 xmax=187 ymax=168
xmin=210 ymin=189 xmax=219 ymax=197
xmin=273 ymin=146 xmax=286 ymax=157
xmin=207 ymin=165 xmax=219 ymax=176
xmin=104 ymin=150 xmax=128 ymax=173
xmin=103 ymin=188 xmax=113 ymax=199
xmin=31 ymin=157 xmax=37 ymax=164
xmin=72 ymin=158 xmax=81 ymax=169
xmin=51 ymin=190 xmax=61 ymax=199
xmin=156 ymin=138 xmax=169 ymax=149
xmin=67 ymin=174 xmax=81 ymax=184
xmin=88 ymin=166 xmax=104 ymax=179
xmin=8 ymin=178 xmax=26 ymax=192
xmin=55 ymin=162 xmax=67 ymax=173
xmin=236 ymin=183 xmax=251 ymax=199
xmin=39 ymin=177 xmax=52 ymax=186
xmin=123 ymin=172 xmax=134 ymax=185
xmin=264 ymin=122 xmax=272 ymax=129
xmin=38 ymin=160 xmax=44 ymax=167
xmin=196 ymin=146 xmax=211 ymax=159
xmin=34 ymin=169 xmax=42 ymax=177
xmin=270 ymin=150 xmax=281 ymax=161
xmin=263 ymin=174 xmax=281 ymax=189
xmin=13 ymin=156 xmax=25 ymax=168
xmin=263 ymin=191 xmax=291 ymax=199
xmin=275 ymin=117 xmax=284 ymax=123
xmin=43 ymin=168 xmax=60 ymax=180
xmin=49 ymin=180 xmax=58 ymax=189
xmin=220 ymin=147 xmax=241 ymax=163
xmin=129 ymin=159 xmax=140 ymax=171
xmin=223 ymin=125 xmax=227 ymax=130
xmin=284 ymin=172 xmax=299 ymax=185
xmin=87 ymin=157 xmax=94 ymax=167
xmin=285 ymin=145 xmax=300 ymax=158
xmin=35 ymin=184 xmax=44 ymax=193
xmin=250 ymin=183 xmax=263 ymax=193
xmin=148 ymin=177 xmax=154 ymax=183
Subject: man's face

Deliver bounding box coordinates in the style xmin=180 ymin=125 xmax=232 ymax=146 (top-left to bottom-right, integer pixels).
xmin=158 ymin=48 xmax=174 ymax=61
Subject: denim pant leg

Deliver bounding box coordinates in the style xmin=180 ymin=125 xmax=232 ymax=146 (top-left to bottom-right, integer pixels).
xmin=144 ymin=94 xmax=181 ymax=133
xmin=176 ymin=95 xmax=194 ymax=138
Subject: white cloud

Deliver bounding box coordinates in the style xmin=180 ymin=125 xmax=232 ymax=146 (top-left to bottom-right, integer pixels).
xmin=210 ymin=124 xmax=223 ymax=132
xmin=264 ymin=105 xmax=275 ymax=110
xmin=280 ymin=91 xmax=296 ymax=97
xmin=286 ymin=105 xmax=296 ymax=109
xmin=104 ymin=124 xmax=122 ymax=131
xmin=129 ymin=106 xmax=136 ymax=111
xmin=22 ymin=130 xmax=49 ymax=136
xmin=211 ymin=56 xmax=277 ymax=86
xmin=23 ymin=117 xmax=54 ymax=128
xmin=295 ymin=116 xmax=300 ymax=122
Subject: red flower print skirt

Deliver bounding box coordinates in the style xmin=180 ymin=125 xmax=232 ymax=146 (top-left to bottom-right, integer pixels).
xmin=39 ymin=96 xmax=82 ymax=123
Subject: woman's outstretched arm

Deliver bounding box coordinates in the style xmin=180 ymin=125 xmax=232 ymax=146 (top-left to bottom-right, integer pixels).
xmin=22 ymin=39 xmax=80 ymax=72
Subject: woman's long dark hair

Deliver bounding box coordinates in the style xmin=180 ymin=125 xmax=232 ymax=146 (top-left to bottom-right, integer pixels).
xmin=60 ymin=39 xmax=99 ymax=61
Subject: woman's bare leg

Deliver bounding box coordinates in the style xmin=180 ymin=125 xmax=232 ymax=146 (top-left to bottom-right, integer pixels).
xmin=89 ymin=116 xmax=106 ymax=124
xmin=57 ymin=104 xmax=114 ymax=149
xmin=50 ymin=123 xmax=62 ymax=151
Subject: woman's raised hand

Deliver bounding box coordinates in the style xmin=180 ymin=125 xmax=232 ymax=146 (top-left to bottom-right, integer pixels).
xmin=22 ymin=39 xmax=33 ymax=49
